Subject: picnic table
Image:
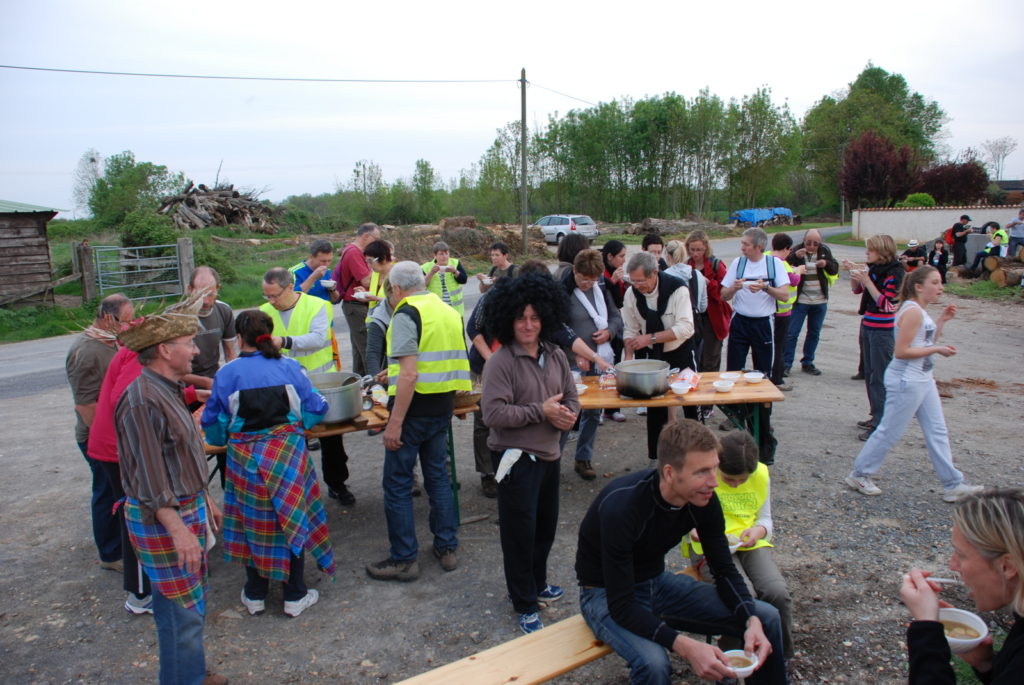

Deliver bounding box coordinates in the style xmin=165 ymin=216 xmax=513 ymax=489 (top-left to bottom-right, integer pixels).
xmin=575 ymin=371 xmax=784 ymax=442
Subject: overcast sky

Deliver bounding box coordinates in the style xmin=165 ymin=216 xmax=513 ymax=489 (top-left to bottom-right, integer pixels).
xmin=2 ymin=0 xmax=1022 ymax=216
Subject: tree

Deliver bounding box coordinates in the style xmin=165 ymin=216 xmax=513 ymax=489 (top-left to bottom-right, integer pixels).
xmin=87 ymin=151 xmax=186 ymax=228
xmin=803 ymin=64 xmax=946 ymax=211
xmin=841 ymin=131 xmax=918 ymax=208
xmin=981 ymin=137 xmax=1017 ymax=180
xmin=916 ymin=158 xmax=989 ymax=205
xmin=411 ymin=159 xmax=441 ymax=223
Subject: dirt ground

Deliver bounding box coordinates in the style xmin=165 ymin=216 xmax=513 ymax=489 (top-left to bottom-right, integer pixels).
xmin=2 ymin=274 xmax=1022 ymax=685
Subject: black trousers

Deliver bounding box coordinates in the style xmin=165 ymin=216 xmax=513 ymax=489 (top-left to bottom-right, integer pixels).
xmin=640 ymin=342 xmax=697 ymax=460
xmin=491 ymin=451 xmax=560 ymax=615
xmin=725 ymin=314 xmax=778 ymax=465
xmin=244 ymin=553 xmax=307 ymax=602
xmin=319 ymin=434 xmax=350 ymax=490
xmin=771 ymin=313 xmax=791 ymax=385
xmin=98 ymin=460 xmax=152 ymax=598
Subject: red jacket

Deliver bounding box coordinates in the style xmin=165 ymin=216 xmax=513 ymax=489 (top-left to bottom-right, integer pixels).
xmin=689 ymin=257 xmax=732 ymax=341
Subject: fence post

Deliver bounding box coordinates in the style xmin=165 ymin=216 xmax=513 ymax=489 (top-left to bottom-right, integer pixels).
xmin=79 ymin=242 xmax=97 ymax=301
xmin=177 ymin=237 xmax=195 ymax=292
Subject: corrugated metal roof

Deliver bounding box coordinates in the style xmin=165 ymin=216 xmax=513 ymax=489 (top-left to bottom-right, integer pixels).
xmin=0 ymin=199 xmax=65 ymax=213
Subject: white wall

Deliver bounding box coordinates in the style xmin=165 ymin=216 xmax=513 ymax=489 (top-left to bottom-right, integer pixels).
xmin=851 ymin=206 xmax=1024 ymax=243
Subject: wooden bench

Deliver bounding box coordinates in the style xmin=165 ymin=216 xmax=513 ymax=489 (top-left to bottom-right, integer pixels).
xmin=395 ymin=614 xmax=612 ymax=685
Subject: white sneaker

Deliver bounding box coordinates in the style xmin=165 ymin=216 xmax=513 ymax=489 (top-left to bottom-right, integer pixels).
xmin=124 ymin=593 xmax=153 ymax=615
xmin=943 ymin=482 xmax=984 ymax=503
xmin=240 ymin=590 xmax=265 ymax=616
xmin=844 ymin=474 xmax=882 ymax=496
xmin=284 ymin=588 xmax=319 ymax=617
xmin=635 ymin=407 xmax=647 ymax=416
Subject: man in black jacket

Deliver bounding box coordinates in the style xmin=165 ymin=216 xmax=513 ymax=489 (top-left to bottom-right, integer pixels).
xmin=783 ymin=229 xmax=839 ymax=376
xmin=576 ymin=420 xmax=787 ymax=684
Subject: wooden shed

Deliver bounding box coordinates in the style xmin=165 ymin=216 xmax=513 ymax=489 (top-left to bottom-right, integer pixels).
xmin=0 ymin=199 xmax=60 ymax=305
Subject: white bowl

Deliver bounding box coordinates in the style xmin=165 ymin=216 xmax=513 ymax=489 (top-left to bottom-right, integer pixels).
xmin=720 ymin=372 xmax=741 ymax=381
xmin=723 ymin=650 xmax=758 ymax=678
xmin=353 ymin=290 xmax=371 ymax=301
xmin=713 ymin=380 xmax=734 ymax=393
xmin=743 ymin=371 xmax=765 ymax=383
xmin=319 ymin=279 xmax=336 ymax=289
xmin=726 ymin=533 xmax=742 ymax=553
xmin=670 ymin=382 xmax=690 ymax=396
xmin=575 ymin=383 xmax=587 ymax=396
xmin=938 ymin=607 xmax=988 ymax=654
xmin=482 ymin=277 xmax=494 ymax=285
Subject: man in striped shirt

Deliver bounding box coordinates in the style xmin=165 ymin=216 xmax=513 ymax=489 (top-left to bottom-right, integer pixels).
xmin=115 ymin=305 xmax=227 ymax=685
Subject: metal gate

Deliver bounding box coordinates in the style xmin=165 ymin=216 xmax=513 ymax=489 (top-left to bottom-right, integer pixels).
xmin=93 ymin=243 xmax=183 ymax=301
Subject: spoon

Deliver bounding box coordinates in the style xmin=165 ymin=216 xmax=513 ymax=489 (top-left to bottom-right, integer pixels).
xmin=901 ymin=573 xmax=962 ymax=585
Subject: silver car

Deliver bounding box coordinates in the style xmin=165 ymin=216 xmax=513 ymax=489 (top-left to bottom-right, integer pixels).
xmin=533 ymin=214 xmax=599 ymax=244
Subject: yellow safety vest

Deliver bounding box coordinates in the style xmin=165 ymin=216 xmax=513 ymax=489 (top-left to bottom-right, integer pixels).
xmin=365 ymin=270 xmax=384 ymax=324
xmin=386 ymin=292 xmax=471 ymax=396
xmin=421 ymin=258 xmax=464 ymax=315
xmin=260 ymin=293 xmax=335 ymax=374
xmin=690 ymin=462 xmax=773 ymax=555
xmin=766 ymin=251 xmax=797 ymax=315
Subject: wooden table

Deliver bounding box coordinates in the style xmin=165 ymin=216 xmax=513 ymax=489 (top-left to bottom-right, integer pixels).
xmin=576 ymin=371 xmax=784 ymax=442
xmin=204 ymin=404 xmax=478 ymax=522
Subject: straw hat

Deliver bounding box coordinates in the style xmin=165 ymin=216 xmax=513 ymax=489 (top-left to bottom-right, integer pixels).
xmin=118 ymin=290 xmax=206 ymax=352
xmin=907 ymin=239 xmax=919 ymax=247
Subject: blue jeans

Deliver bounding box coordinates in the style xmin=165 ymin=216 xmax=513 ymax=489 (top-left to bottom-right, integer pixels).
xmin=77 ymin=441 xmax=121 ymax=562
xmin=783 ymin=302 xmax=827 ymax=368
xmin=580 ymin=572 xmax=787 ymax=685
xmin=152 ymin=588 xmax=206 ymax=685
xmin=851 ymin=374 xmax=964 ymax=489
xmin=383 ymin=413 xmax=458 ymax=561
xmin=1009 ymin=236 xmax=1024 ymax=259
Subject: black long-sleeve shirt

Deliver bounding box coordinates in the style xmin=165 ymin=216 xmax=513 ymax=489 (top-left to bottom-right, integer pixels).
xmin=908 ymin=614 xmax=1024 ymax=685
xmin=575 ymin=469 xmax=756 ymax=649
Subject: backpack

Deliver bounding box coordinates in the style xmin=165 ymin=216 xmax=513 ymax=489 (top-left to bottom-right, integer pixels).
xmin=735 ymin=255 xmax=776 ymax=282
xmin=943 ymin=227 xmax=954 ymax=246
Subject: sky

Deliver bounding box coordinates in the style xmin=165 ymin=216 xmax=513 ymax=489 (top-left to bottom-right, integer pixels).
xmin=2 ymin=0 xmax=1022 ymax=216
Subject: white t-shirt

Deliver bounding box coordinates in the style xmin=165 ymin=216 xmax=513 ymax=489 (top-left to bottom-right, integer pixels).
xmin=722 ymin=255 xmax=789 ymax=318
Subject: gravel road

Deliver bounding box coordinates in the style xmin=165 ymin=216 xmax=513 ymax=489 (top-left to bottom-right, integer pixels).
xmin=2 ymin=231 xmax=1020 ymax=684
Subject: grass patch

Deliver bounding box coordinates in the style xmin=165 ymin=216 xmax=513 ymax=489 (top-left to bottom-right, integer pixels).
xmin=0 ymin=302 xmax=96 ymax=342
xmin=944 ymin=279 xmax=1022 ymax=301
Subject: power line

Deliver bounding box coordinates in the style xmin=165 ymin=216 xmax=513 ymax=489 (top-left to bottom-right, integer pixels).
xmin=0 ymin=63 xmax=515 ymax=84
xmin=530 ymin=82 xmax=598 ymax=107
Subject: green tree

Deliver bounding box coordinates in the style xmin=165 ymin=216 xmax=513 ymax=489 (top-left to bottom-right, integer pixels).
xmin=412 ymin=159 xmax=441 ymax=223
xmin=802 ymin=64 xmax=946 ymax=211
xmin=87 ymin=151 xmax=186 ymax=229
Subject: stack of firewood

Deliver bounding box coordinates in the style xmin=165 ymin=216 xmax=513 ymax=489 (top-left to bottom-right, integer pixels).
xmin=158 ymin=183 xmax=279 ymax=234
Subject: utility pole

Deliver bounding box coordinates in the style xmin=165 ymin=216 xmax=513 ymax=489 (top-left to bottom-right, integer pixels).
xmin=520 ymin=68 xmax=529 ymax=254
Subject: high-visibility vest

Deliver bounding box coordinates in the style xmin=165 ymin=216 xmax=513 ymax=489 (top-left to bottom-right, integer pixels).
xmin=365 ymin=270 xmax=384 ymax=324
xmin=421 ymin=259 xmax=464 ymax=315
xmin=260 ymin=293 xmax=335 ymax=374
xmin=691 ymin=462 xmax=773 ymax=555
xmin=766 ymin=251 xmax=797 ymax=315
xmin=386 ymin=292 xmax=471 ymax=396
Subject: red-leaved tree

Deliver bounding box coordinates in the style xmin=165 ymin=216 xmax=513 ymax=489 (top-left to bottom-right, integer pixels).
xmin=841 ymin=131 xmax=919 ymax=208
xmin=916 ymin=160 xmax=989 ymax=205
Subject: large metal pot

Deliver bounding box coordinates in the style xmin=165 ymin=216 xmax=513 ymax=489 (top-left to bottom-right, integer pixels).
xmin=614 ymin=359 xmax=678 ymax=399
xmin=308 ymin=372 xmax=364 ymax=423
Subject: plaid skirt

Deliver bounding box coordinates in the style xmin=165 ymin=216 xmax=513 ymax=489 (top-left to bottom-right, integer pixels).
xmin=223 ymin=423 xmax=335 ymax=582
xmin=124 ymin=493 xmax=207 ymax=614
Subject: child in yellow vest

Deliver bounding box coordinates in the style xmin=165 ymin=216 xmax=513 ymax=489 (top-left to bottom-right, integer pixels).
xmin=686 ymin=431 xmax=794 ymax=657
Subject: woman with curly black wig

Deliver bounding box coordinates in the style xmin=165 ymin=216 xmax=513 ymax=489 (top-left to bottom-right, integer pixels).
xmin=480 ymin=272 xmax=581 ymax=635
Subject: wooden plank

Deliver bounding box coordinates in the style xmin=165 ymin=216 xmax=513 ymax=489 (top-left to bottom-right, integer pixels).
xmin=3 ymin=245 xmax=53 ymax=257
xmin=0 ymin=225 xmax=45 ymax=238
xmin=395 ymin=615 xmax=611 ymax=685
xmin=0 ymin=237 xmax=48 ymax=249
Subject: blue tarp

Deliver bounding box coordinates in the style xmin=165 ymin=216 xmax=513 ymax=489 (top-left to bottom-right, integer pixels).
xmin=729 ymin=207 xmax=793 ymax=225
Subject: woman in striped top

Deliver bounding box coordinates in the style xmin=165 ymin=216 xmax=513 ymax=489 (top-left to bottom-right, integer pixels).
xmin=849 ymin=234 xmax=904 ymax=441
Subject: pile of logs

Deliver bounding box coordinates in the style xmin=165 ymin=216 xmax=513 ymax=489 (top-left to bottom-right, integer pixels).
xmin=981 ymin=253 xmax=1024 ymax=287
xmin=158 ymin=183 xmax=279 ymax=234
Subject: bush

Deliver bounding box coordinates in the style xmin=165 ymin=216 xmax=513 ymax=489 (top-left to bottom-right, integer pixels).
xmin=896 ymin=192 xmax=936 ymax=208
xmin=119 ymin=210 xmax=180 ymax=248
xmin=190 ymin=234 xmax=238 ymax=283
